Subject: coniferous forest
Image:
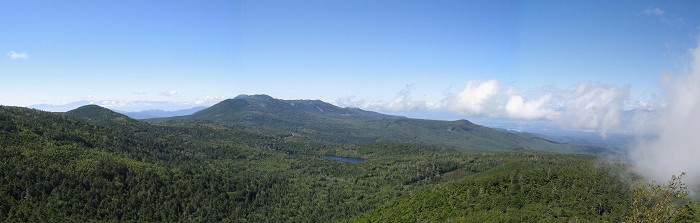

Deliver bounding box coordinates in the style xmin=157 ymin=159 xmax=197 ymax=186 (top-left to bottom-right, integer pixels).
xmin=1 ymin=95 xmax=698 ymax=222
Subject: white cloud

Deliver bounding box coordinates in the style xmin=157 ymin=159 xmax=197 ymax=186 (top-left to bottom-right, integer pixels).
xmin=7 ymin=50 xmax=30 ymax=59
xmin=195 ymin=96 xmax=226 ymax=105
xmin=133 ymin=91 xmax=147 ymax=95
xmin=97 ymin=100 xmax=130 ymax=107
xmin=338 ymin=80 xmax=636 ymax=136
xmin=445 ymin=80 xmax=499 ymax=115
xmin=160 ymin=90 xmax=178 ymax=97
xmin=335 ymin=96 xmax=368 ymax=109
xmin=335 ymin=85 xmax=427 ymax=112
xmin=558 ymin=83 xmax=629 ymax=136
xmin=631 ymin=40 xmax=700 ymax=191
xmin=380 ymin=86 xmax=427 ymax=112
xmin=641 ymin=7 xmax=664 ymax=16
xmin=505 ymin=94 xmax=558 ymax=120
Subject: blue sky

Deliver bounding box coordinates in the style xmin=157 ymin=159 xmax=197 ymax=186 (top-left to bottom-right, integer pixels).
xmin=3 ymin=0 xmax=700 ymax=133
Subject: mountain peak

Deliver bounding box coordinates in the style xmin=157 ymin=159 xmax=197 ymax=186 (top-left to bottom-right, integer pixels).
xmin=67 ymin=104 xmax=113 ymax=114
xmin=66 ymin=104 xmax=136 ymax=125
xmin=177 ymin=94 xmax=400 ymax=124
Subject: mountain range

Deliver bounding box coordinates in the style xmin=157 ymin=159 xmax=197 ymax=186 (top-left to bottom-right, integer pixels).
xmin=142 ymin=94 xmax=598 ymax=153
xmin=14 ymin=94 xmax=603 ymax=155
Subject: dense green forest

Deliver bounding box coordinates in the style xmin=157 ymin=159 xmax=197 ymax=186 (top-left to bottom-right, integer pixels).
xmin=1 ymin=99 xmax=698 ymax=222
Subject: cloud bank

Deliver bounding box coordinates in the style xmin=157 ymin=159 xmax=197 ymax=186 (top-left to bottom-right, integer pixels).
xmin=445 ymin=80 xmax=500 ymax=115
xmin=630 ymin=41 xmax=700 ymax=190
xmin=338 ymin=80 xmax=634 ymax=136
xmin=558 ymin=83 xmax=629 ymax=136
xmin=336 ymin=85 xmax=428 ymax=113
xmin=505 ymin=94 xmax=557 ymax=120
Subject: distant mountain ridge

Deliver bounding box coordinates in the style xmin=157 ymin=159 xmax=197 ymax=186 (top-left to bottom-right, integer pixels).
xmin=121 ymin=106 xmax=207 ymax=119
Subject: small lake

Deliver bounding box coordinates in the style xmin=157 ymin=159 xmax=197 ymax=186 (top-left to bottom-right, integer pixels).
xmin=321 ymin=155 xmax=365 ymax=163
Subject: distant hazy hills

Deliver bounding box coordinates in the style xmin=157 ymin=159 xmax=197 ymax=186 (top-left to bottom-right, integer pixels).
xmin=121 ymin=106 xmax=206 ymax=119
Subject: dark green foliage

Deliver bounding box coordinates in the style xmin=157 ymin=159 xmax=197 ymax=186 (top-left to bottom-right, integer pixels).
xmin=630 ymin=173 xmax=698 ymax=223
xmin=2 ymin=105 xmax=697 ymax=222
xmin=674 ymin=202 xmax=700 ymax=222
xmin=345 ymin=153 xmax=634 ymax=222
xmin=3 ymin=105 xmax=469 ymax=221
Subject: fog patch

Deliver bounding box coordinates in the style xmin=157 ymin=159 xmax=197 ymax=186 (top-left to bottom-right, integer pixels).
xmin=630 ymin=40 xmax=700 ymax=193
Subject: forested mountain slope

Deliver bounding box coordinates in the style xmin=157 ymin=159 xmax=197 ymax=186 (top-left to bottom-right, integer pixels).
xmin=155 ymin=94 xmax=592 ymax=153
xmin=2 ymin=105 xmax=696 ymax=222
xmin=347 ymin=154 xmax=632 ymax=222
xmin=0 ymin=105 xmax=271 ymax=221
